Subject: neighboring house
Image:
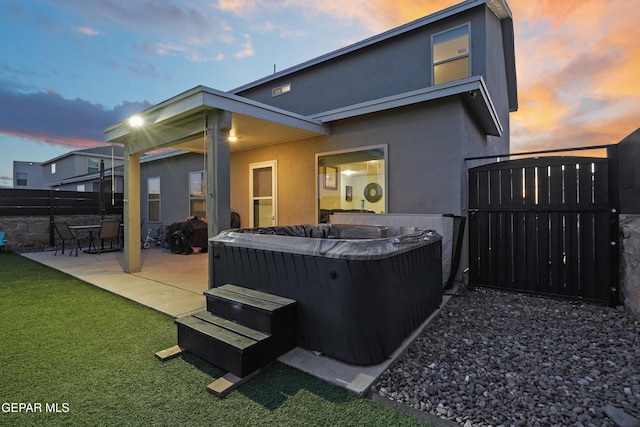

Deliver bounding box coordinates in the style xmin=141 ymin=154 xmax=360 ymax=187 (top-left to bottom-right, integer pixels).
xmin=12 ymin=161 xmax=43 ymax=189
xmin=14 ymin=146 xmax=126 ymax=192
xmin=104 ymin=0 xmax=517 ymax=273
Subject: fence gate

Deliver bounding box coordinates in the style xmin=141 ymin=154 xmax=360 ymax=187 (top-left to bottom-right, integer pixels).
xmin=468 ymin=156 xmax=618 ymax=305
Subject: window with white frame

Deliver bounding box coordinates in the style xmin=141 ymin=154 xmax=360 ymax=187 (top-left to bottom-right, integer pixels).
xmin=148 ymin=177 xmax=161 ymax=223
xmin=77 ymin=184 xmax=85 ymax=192
xmin=88 ymin=158 xmax=100 ymax=174
xmin=189 ymin=171 xmax=206 ymax=218
xmin=433 ymin=25 xmax=470 ymax=85
xmin=15 ymin=172 xmax=27 ymax=186
xmin=51 ymin=163 xmax=56 ymax=174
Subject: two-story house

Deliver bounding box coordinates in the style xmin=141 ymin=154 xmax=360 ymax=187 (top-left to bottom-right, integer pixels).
xmin=41 ymin=146 xmax=125 ymax=192
xmin=105 ymin=0 xmax=517 ymax=273
xmin=12 ymin=161 xmax=44 ymax=189
xmin=13 ymin=146 xmax=126 ymax=192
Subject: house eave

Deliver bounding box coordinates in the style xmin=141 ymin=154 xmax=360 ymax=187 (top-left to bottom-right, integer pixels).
xmin=41 ymin=149 xmax=124 ymax=166
xmin=46 ymin=169 xmax=124 ymax=187
xmin=311 ymin=76 xmax=503 ymax=137
xmin=230 ymin=0 xmax=512 ymax=95
xmin=486 ymin=0 xmax=511 ymax=19
xmin=104 ymin=85 xmax=329 ymax=148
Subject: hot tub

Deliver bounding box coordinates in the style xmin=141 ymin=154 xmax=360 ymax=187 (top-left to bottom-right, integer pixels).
xmin=208 ymin=224 xmax=442 ymax=365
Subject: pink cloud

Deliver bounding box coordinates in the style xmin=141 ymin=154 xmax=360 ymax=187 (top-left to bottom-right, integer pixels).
xmin=234 ymin=34 xmax=254 ymax=58
xmin=2 ymin=130 xmax=106 ymax=150
xmin=0 ymin=87 xmax=150 ymax=150
xmin=78 ymin=26 xmax=100 ymax=36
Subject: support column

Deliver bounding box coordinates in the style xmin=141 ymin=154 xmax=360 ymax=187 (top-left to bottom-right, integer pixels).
xmin=124 ymin=151 xmax=141 ymax=273
xmin=206 ymin=109 xmax=232 ymax=238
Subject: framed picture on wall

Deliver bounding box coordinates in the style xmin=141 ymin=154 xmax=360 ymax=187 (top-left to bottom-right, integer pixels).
xmin=324 ymin=166 xmax=338 ymax=190
xmin=345 ymin=185 xmax=353 ymax=201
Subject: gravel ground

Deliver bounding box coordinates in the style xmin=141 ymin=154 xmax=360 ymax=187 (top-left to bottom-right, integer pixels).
xmin=373 ymin=287 xmax=640 ymax=426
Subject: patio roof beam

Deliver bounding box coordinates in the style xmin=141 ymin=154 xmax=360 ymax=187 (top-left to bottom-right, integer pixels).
xmin=201 ymin=90 xmax=329 ymax=136
xmin=104 ymin=86 xmax=329 ymax=148
xmin=122 ymin=114 xmax=209 ymax=156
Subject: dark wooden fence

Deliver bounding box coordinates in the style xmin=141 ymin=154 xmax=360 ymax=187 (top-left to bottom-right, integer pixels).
xmin=0 ymin=188 xmax=123 ymax=216
xmin=0 ymin=188 xmax=123 ymax=248
xmin=468 ymin=156 xmax=619 ymax=305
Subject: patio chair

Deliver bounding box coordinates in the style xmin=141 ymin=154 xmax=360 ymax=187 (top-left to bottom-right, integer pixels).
xmin=0 ymin=231 xmax=7 ymax=252
xmin=53 ymin=222 xmax=81 ymax=256
xmin=90 ymin=219 xmax=121 ymax=254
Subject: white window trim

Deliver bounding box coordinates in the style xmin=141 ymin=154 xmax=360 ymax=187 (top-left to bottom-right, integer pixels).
xmin=249 ymin=160 xmax=278 ymax=227
xmin=88 ymin=157 xmax=100 ymax=174
xmin=431 ymin=23 xmax=471 ymax=86
xmin=189 ymin=170 xmax=206 ymax=218
xmin=147 ymin=176 xmax=161 ymax=223
xmin=315 ymin=144 xmax=388 ymax=220
xmin=16 ymin=172 xmax=27 ymax=186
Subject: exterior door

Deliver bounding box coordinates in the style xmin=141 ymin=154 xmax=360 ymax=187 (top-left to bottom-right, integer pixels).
xmin=249 ymin=161 xmax=277 ymax=227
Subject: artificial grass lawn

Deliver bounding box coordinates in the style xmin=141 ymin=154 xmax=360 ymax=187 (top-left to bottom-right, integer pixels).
xmin=0 ymin=253 xmax=429 ymax=426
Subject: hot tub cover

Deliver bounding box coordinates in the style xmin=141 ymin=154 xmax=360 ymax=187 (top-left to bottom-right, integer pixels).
xmin=209 ymin=224 xmax=441 ymax=260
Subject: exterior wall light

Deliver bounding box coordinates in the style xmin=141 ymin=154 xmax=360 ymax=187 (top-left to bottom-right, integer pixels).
xmin=129 ymin=115 xmax=144 ymax=128
xmin=228 ymin=135 xmax=238 ymax=142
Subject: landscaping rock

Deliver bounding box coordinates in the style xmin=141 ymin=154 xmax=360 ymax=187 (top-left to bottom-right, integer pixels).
xmin=374 ymin=287 xmax=640 ymax=426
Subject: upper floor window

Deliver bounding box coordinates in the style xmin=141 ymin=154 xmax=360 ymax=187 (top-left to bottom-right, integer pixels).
xmin=15 ymin=172 xmax=27 ymax=186
xmin=51 ymin=163 xmax=56 ymax=174
xmin=88 ymin=158 xmax=100 ymax=174
xmin=433 ymin=25 xmax=470 ymax=85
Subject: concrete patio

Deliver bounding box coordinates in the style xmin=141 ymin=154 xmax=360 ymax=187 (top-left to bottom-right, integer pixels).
xmin=22 ymin=247 xmax=450 ymax=397
xmin=24 ymin=248 xmax=208 ymax=318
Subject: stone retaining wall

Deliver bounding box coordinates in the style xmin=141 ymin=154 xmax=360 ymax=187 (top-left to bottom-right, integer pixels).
xmin=619 ymin=214 xmax=640 ymax=320
xmin=0 ymin=215 xmax=107 ymax=253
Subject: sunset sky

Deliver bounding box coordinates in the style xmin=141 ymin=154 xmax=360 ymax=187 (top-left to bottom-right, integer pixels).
xmin=1 ymin=0 xmax=638 ymax=187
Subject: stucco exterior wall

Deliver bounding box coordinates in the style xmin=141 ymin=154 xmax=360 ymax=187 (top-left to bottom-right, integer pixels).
xmin=13 ymin=161 xmax=44 ymax=189
xmin=229 ymin=97 xmax=491 ymax=226
xmin=231 ymin=139 xmax=318 ymax=226
xmin=139 ymin=153 xmax=207 ymax=227
xmin=236 ymin=8 xmax=483 ymax=116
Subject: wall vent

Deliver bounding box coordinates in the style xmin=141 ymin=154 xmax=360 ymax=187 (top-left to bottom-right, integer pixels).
xmin=272 ymin=83 xmax=291 ymax=97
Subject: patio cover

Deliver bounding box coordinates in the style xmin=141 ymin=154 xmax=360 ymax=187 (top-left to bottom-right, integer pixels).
xmin=104 ymin=85 xmax=329 ymax=273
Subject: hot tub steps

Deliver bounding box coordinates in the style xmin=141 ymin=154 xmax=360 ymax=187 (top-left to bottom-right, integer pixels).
xmin=175 ymin=284 xmax=297 ymax=379
xmin=204 ymin=284 xmax=297 ymax=334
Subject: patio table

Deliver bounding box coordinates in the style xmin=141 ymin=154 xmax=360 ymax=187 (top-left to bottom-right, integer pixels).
xmin=69 ymin=224 xmax=122 ymax=254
